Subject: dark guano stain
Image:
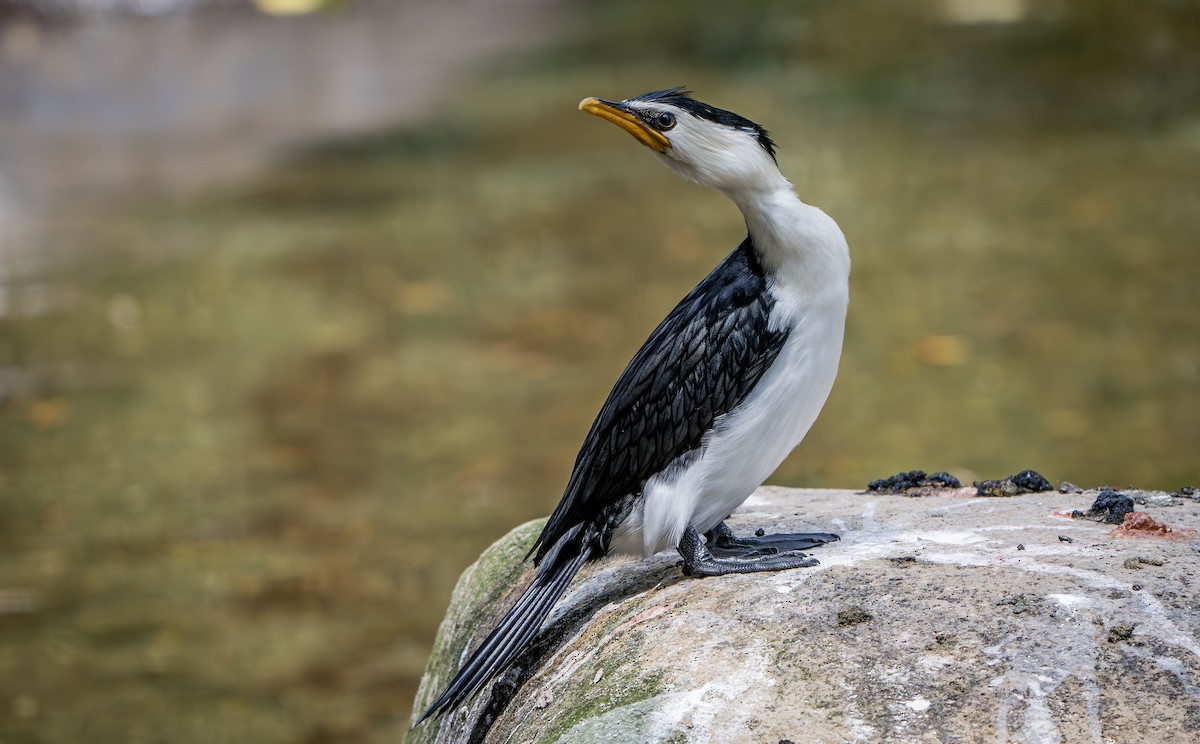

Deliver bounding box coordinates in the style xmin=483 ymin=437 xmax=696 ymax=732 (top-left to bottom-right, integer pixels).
xmin=1071 ymin=489 xmax=1136 ymax=525
xmin=866 ymin=470 xmax=961 ymax=494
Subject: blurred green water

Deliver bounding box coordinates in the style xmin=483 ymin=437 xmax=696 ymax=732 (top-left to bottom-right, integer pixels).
xmin=2 ymin=1 xmax=1199 ymax=742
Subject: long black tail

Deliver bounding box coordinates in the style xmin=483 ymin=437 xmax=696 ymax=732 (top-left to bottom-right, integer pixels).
xmin=414 ymin=530 xmax=592 ymax=726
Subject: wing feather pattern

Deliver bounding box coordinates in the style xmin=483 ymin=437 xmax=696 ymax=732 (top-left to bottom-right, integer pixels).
xmin=531 ymin=236 xmax=788 ymax=562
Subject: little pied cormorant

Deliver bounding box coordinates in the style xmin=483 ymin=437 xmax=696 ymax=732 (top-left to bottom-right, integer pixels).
xmin=416 ymin=88 xmax=851 ymax=725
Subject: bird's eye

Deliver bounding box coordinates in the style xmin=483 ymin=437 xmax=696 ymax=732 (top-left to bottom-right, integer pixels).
xmin=654 ymin=112 xmax=676 ymax=130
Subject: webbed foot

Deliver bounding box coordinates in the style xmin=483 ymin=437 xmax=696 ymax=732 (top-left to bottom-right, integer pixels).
xmin=703 ymin=520 xmax=839 ymax=558
xmin=678 ymin=526 xmax=822 ymax=577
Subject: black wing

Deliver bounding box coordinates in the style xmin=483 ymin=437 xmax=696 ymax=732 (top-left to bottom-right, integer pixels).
xmin=530 ymin=236 xmax=788 ymax=563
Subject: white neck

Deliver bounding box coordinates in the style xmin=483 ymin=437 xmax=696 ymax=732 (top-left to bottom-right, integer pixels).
xmin=724 ymin=176 xmax=851 ymax=297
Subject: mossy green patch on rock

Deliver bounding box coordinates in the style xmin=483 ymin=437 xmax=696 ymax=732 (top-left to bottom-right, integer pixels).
xmin=408 ymin=518 xmax=544 ymax=736
xmin=525 ymin=658 xmax=668 ymax=743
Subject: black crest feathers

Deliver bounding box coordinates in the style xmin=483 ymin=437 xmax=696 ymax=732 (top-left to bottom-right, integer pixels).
xmin=632 ymin=87 xmax=777 ymax=162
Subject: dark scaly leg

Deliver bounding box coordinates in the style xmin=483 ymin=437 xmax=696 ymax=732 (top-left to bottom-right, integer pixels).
xmin=678 ymin=527 xmax=820 ymax=577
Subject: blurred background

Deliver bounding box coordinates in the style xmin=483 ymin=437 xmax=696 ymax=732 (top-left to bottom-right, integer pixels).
xmin=1 ymin=0 xmax=1198 ymax=741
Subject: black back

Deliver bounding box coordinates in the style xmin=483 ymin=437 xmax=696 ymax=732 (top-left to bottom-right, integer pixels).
xmin=530 ymin=237 xmax=788 ymax=564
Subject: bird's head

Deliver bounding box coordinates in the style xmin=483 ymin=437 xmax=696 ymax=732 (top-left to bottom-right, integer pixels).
xmin=579 ymin=88 xmax=781 ymax=196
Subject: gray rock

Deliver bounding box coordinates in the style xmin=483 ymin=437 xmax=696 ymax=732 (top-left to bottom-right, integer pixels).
xmin=409 ymin=487 xmax=1200 ymax=743
xmin=1132 ymin=491 xmax=1186 ymax=508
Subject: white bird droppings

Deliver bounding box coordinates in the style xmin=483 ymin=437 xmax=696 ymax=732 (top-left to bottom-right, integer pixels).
xmin=903 ymin=697 xmax=931 ymax=712
xmin=1047 ymin=593 xmax=1093 ymax=611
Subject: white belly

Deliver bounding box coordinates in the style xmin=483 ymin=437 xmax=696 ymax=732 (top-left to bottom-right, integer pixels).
xmin=610 ymin=292 xmax=847 ymax=557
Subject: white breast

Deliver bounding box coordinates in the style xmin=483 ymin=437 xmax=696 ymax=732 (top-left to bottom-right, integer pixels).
xmin=610 ymin=283 xmax=848 ymax=558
